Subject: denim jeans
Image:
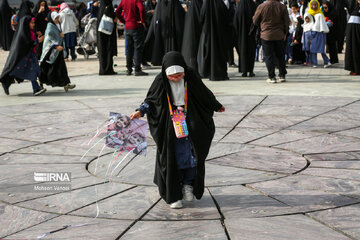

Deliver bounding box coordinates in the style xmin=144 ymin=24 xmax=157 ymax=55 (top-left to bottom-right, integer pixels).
xmin=174 ymin=137 xmax=197 ymax=185
xmin=125 ymin=27 xmax=145 ymax=72
xmin=261 ymin=39 xmax=287 ymax=78
xmin=31 ymin=80 xmax=41 ymax=93
xmin=311 ymin=53 xmax=330 ymax=66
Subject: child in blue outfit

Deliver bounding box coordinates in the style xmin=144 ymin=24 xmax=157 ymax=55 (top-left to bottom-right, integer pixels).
xmin=131 ymin=52 xmax=225 ymax=209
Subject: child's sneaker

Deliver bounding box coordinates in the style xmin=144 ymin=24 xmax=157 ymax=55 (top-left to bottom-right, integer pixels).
xmin=182 ymin=185 xmax=194 ymax=202
xmin=169 ymin=200 xmax=183 ymax=209
xmin=266 ymin=78 xmax=277 ymax=84
xmin=324 ymin=63 xmax=331 ymax=68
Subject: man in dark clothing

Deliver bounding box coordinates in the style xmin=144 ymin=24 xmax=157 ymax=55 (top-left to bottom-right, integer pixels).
xmin=253 ymin=0 xmax=290 ymax=83
xmin=116 ymin=0 xmax=148 ymax=76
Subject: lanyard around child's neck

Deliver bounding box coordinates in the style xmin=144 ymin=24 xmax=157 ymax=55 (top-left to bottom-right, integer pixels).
xmin=167 ymin=81 xmax=187 ymax=117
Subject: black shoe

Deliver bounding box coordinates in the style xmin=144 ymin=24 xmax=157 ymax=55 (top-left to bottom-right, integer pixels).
xmin=142 ymin=63 xmax=151 ymax=68
xmin=34 ymin=88 xmax=47 ymax=96
xmin=242 ymin=73 xmax=247 ymax=77
xmin=2 ymin=82 xmax=10 ymax=95
xmin=126 ymin=70 xmax=132 ymax=76
xmin=249 ymin=72 xmax=255 ymax=77
xmin=135 ymin=70 xmax=148 ymax=76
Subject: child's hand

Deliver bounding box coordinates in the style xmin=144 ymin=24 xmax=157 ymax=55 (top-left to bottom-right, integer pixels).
xmin=217 ymin=106 xmax=225 ymax=112
xmin=130 ymin=111 xmax=142 ymax=120
xmin=294 ymin=40 xmax=299 ymax=44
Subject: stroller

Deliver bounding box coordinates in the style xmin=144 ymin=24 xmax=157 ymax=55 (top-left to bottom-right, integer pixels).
xmin=77 ymin=18 xmax=98 ymax=59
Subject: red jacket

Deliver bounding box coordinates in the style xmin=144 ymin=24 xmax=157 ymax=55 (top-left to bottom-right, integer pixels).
xmin=115 ymin=0 xmax=145 ymax=30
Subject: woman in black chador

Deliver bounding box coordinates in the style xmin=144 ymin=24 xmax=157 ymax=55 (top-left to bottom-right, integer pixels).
xmin=345 ymin=0 xmax=360 ymax=75
xmin=234 ymin=0 xmax=257 ymax=77
xmin=18 ymin=0 xmax=34 ymax=20
xmin=0 ymin=0 xmax=14 ymax=51
xmin=40 ymin=12 xmax=75 ymax=91
xmin=197 ymin=0 xmax=230 ymax=81
xmin=97 ymin=0 xmax=117 ymax=75
xmin=130 ymin=52 xmax=225 ymax=209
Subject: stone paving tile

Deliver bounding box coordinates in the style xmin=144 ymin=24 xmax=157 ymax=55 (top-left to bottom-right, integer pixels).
xmin=310 ymin=160 xmax=360 ymax=169
xmin=212 ymin=127 xmax=231 ymax=141
xmin=208 ymin=145 xmax=306 ymax=174
xmin=143 ymin=189 xmax=220 ymax=220
xmin=209 ymin=185 xmax=300 ymax=218
xmin=333 ymin=127 xmax=360 ymax=139
xmin=70 ymin=186 xmax=159 ymax=220
xmin=205 ymin=163 xmax=285 ymax=186
xmin=0 ymin=202 xmax=57 ymax=238
xmin=121 ymin=220 xmax=227 ymax=240
xmin=207 ymin=142 xmax=247 ymax=160
xmin=237 ymin=115 xmax=309 ymax=130
xmin=305 ymin=152 xmax=360 ymax=161
xmin=15 ymin=182 xmax=134 ymax=214
xmin=252 ymin=129 xmax=324 ymax=146
xmin=301 ymin=168 xmax=360 ymax=181
xmin=250 ymin=104 xmax=335 ymax=117
xmin=0 ymin=137 xmax=38 ymax=154
xmin=213 ymin=113 xmax=245 ymax=128
xmin=275 ymin=135 xmax=360 ymax=154
xmin=249 ymin=176 xmax=359 ymax=212
xmin=5 ymin=215 xmax=132 ymax=240
xmin=215 ymin=95 xmax=265 ymax=106
xmin=308 ymin=204 xmax=360 ymax=239
xmin=225 ymin=214 xmax=350 ymax=240
xmin=78 ymin=97 xmax=140 ymax=109
xmin=262 ymin=95 xmax=358 ymax=107
xmin=0 ymin=153 xmax=93 ymax=164
xmin=219 ymin=127 xmax=275 ymax=143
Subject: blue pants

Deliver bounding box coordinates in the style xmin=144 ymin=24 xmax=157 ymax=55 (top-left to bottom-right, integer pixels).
xmin=311 ymin=53 xmax=329 ymax=66
xmin=174 ymin=137 xmax=197 ymax=185
xmin=31 ymin=80 xmax=41 ymax=93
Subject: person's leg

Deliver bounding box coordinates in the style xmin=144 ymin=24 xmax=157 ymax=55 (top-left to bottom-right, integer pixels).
xmin=261 ymin=39 xmax=276 ymax=79
xmin=125 ymin=30 xmax=135 ymax=73
xmin=321 ymin=53 xmax=330 ymax=65
xmin=133 ymin=27 xmax=145 ymax=73
xmin=312 ymin=53 xmax=318 ymax=66
xmin=274 ymin=40 xmax=287 ymax=78
xmin=70 ymin=46 xmax=76 ymax=60
xmin=182 ymin=167 xmax=196 ymax=201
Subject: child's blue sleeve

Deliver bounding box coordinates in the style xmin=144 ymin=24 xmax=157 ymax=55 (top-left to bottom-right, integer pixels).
xmin=136 ymin=102 xmax=150 ymax=117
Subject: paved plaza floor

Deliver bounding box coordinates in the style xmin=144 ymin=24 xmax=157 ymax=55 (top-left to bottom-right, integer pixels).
xmin=0 ymin=41 xmax=360 ymax=239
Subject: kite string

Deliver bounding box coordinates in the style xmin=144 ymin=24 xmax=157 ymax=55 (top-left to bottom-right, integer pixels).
xmin=110 ymin=148 xmax=135 ymax=177
xmin=94 ymin=143 xmax=106 ymax=219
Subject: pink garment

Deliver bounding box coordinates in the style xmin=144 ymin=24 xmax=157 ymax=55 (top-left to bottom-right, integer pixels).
xmin=59 ymin=3 xmax=70 ymax=13
xmin=30 ymin=18 xmax=37 ymax=53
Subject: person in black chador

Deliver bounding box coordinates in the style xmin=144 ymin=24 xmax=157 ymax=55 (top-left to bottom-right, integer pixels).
xmin=97 ymin=0 xmax=117 ymax=75
xmin=345 ymin=0 xmax=360 ymax=75
xmin=0 ymin=0 xmax=14 ymax=51
xmin=142 ymin=0 xmax=157 ymax=66
xmin=197 ymin=0 xmax=230 ymax=81
xmin=322 ymin=1 xmax=339 ymax=64
xmin=145 ymin=0 xmax=185 ymax=66
xmin=40 ymin=12 xmax=75 ymax=91
xmin=0 ymin=16 xmax=46 ymax=96
xmin=18 ymin=0 xmax=34 ymax=20
xmin=32 ymin=0 xmax=50 ymax=35
xmin=181 ymin=0 xmax=203 ymax=71
xmin=291 ymin=16 xmax=306 ymax=64
xmin=130 ymin=51 xmax=225 ymax=209
xmin=234 ymin=0 xmax=257 ymax=77
xmin=329 ymin=0 xmax=347 ymax=53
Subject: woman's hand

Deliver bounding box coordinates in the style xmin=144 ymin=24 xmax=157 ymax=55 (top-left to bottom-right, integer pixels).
xmin=38 ymin=35 xmax=44 ymax=43
xmin=56 ymin=46 xmax=63 ymax=51
xmin=60 ymin=32 xmax=64 ymax=38
xmin=130 ymin=111 xmax=142 ymax=120
xmin=218 ymin=106 xmax=225 ymax=112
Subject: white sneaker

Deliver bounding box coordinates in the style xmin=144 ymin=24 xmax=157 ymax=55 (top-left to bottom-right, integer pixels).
xmin=169 ymin=200 xmax=183 ymax=209
xmin=313 ymin=65 xmax=318 ymax=68
xmin=266 ymin=78 xmax=277 ymax=84
xmin=182 ymin=185 xmax=194 ymax=202
xmin=278 ymin=76 xmax=286 ymax=83
xmin=324 ymin=63 xmax=331 ymax=68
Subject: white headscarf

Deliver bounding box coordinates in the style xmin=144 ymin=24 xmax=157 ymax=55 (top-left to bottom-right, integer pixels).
xmin=166 ymin=65 xmax=185 ymax=106
xmin=51 ymin=12 xmax=61 ymax=31
xmin=303 ymin=12 xmax=314 ymax=32
xmin=312 ymin=13 xmax=329 ymax=33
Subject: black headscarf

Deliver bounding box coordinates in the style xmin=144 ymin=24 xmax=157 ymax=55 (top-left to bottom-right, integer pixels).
xmin=145 ymin=0 xmax=185 ymax=66
xmin=145 ymin=0 xmax=157 ymax=27
xmin=18 ymin=0 xmax=34 ymax=20
xmin=145 ymin=51 xmax=222 ymax=204
xmin=255 ymin=0 xmax=264 ymax=7
xmin=234 ymin=0 xmax=257 ymax=74
xmin=0 ymin=0 xmax=14 ymax=50
xmin=181 ymin=0 xmax=203 ymax=71
xmin=0 ymin=15 xmax=34 ymax=86
xmin=197 ymin=0 xmax=230 ymax=80
xmin=32 ymin=0 xmax=50 ymax=34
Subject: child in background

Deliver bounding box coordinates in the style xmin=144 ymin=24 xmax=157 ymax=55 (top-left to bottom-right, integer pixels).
xmin=292 ymin=16 xmax=306 ymax=64
xmin=11 ymin=9 xmax=19 ymax=31
xmin=286 ymin=3 xmax=300 ymax=63
xmin=302 ymin=13 xmax=314 ymax=66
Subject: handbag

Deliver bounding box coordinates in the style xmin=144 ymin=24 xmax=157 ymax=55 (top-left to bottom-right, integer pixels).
xmin=167 ymin=82 xmax=189 ymax=138
xmin=98 ymin=14 xmax=114 ymax=35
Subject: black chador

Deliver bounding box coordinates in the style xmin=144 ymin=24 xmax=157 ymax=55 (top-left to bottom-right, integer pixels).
xmin=233 ymin=0 xmax=257 ymax=77
xmin=329 ymin=0 xmax=347 ymax=53
xmin=97 ymin=0 xmax=117 ymax=75
xmin=181 ymin=0 xmax=203 ymax=71
xmin=345 ymin=1 xmax=360 ymax=75
xmin=18 ymin=0 xmax=34 ymax=20
xmin=32 ymin=0 xmax=50 ymax=35
xmin=0 ymin=0 xmax=14 ymax=51
xmin=197 ymin=0 xmax=229 ymax=81
xmin=144 ymin=52 xmax=222 ymax=204
xmin=145 ymin=0 xmax=185 ymax=66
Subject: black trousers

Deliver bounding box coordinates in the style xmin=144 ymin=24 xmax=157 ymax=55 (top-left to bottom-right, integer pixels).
xmin=261 ymin=39 xmax=287 ymax=78
xmin=327 ymin=35 xmax=339 ymax=64
xmin=126 ymin=27 xmax=145 ymax=72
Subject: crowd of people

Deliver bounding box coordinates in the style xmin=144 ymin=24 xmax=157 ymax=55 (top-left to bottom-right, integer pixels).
xmin=0 ymin=0 xmax=359 ymax=95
